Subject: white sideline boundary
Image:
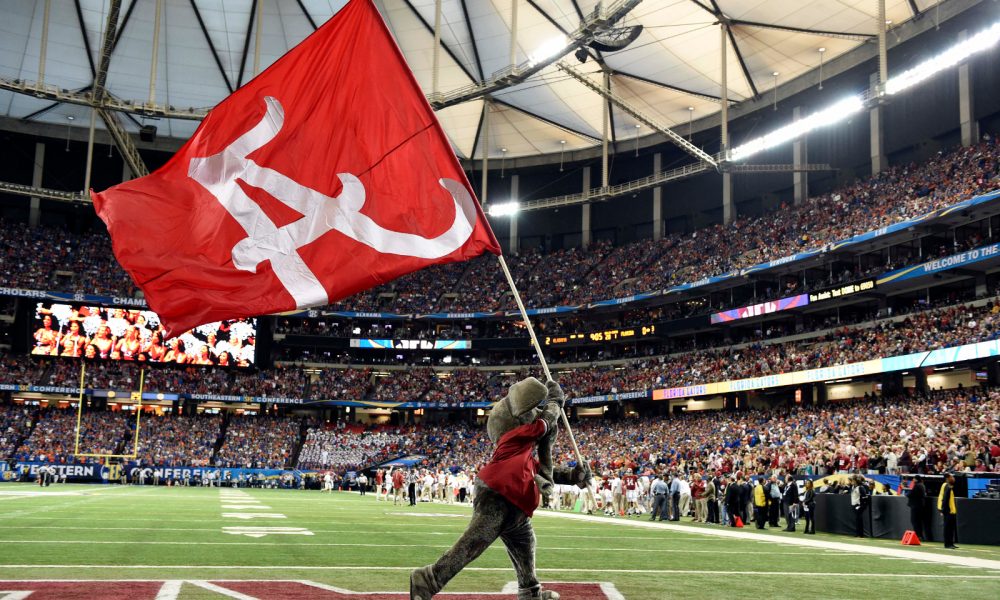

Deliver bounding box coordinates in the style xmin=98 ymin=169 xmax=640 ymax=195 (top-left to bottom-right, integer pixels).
xmin=532 ymin=510 xmax=1000 ymax=571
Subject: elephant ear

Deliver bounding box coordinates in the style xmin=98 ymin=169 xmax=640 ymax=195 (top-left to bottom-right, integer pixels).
xmin=506 ymin=377 xmax=547 ymax=416
xmin=486 ymin=397 xmax=515 ymax=443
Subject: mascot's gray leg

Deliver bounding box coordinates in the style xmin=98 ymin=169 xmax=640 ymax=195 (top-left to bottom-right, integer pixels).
xmin=411 ymin=485 xmax=507 ymax=600
xmin=500 ymin=518 xmax=559 ymax=600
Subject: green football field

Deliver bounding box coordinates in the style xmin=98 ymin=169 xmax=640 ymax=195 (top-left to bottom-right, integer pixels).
xmin=1 ymin=483 xmax=999 ymax=599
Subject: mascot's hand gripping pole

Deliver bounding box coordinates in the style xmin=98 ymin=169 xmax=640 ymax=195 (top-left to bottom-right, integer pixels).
xmin=496 ymin=254 xmax=587 ymax=469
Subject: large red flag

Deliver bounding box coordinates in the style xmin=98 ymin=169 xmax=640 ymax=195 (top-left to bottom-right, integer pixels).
xmin=93 ymin=0 xmax=500 ymax=336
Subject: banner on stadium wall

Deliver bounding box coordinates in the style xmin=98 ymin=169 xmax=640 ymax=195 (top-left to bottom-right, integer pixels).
xmin=0 ymin=383 xmax=80 ymax=395
xmin=0 ymin=384 xmax=304 ymax=406
xmin=503 ymin=305 xmax=583 ymax=318
xmin=652 ymin=336 xmax=1000 ymax=400
xmin=189 ymin=393 xmax=304 ymax=405
xmin=330 ymin=399 xmax=494 ymax=409
xmin=740 ymin=250 xmax=822 ymax=276
xmin=808 ymin=279 xmax=876 ymax=303
xmin=0 ymin=287 xmax=149 ymax=308
xmin=570 ymin=390 xmax=650 ymax=405
xmin=710 ymin=294 xmax=809 ymax=324
xmin=587 ymin=292 xmax=662 ymax=308
xmin=6 ymin=461 xmax=312 ymax=483
xmin=350 ymin=339 xmax=471 ymax=350
xmin=91 ymin=390 xmax=180 ymax=401
xmin=664 ymin=271 xmax=739 ymax=294
xmin=416 ymin=311 xmax=506 ymax=319
xmin=878 ymin=242 xmax=1000 ymax=286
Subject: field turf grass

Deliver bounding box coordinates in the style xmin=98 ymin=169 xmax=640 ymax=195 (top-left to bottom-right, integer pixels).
xmin=1 ymin=483 xmax=999 ymax=599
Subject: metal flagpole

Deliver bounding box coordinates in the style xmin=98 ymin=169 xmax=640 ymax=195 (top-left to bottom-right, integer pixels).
xmin=495 ymin=254 xmax=587 ymax=468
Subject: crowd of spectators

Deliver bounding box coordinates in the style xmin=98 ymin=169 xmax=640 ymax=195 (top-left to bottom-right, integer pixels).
xmin=14 ymin=408 xmax=130 ymax=463
xmin=1 ymin=142 xmax=997 ymax=314
xmin=215 ymin=415 xmax=301 ymax=469
xmin=134 ymin=413 xmax=222 ymax=467
xmin=0 ymin=221 xmax=137 ymax=297
xmin=424 ymin=369 xmax=491 ymax=406
xmin=290 ymin=386 xmax=1000 ymax=478
xmin=5 ymin=383 xmax=997 ymax=476
xmin=371 ymin=368 xmax=434 ymax=402
xmin=0 ymin=404 xmax=34 ymax=458
xmin=544 ymin=388 xmax=1000 ymax=480
xmin=310 ymin=368 xmax=372 ymax=401
xmin=0 ymin=352 xmax=49 ymax=384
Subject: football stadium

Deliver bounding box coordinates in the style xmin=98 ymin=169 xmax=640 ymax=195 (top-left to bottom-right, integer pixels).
xmin=2 ymin=0 xmax=1000 ymax=598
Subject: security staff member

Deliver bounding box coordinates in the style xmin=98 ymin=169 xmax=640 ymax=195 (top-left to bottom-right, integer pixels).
xmin=938 ymin=473 xmax=959 ymax=549
xmin=650 ymin=475 xmax=669 ymax=521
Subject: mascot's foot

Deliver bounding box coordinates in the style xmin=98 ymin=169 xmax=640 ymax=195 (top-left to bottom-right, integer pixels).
xmin=518 ymin=586 xmax=560 ymax=600
xmin=410 ymin=565 xmax=438 ymax=600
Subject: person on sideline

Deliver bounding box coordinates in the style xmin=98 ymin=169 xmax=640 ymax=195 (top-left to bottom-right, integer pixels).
xmin=938 ymin=473 xmax=959 ymax=549
xmin=801 ymin=480 xmax=816 ymax=534
xmin=908 ymin=475 xmax=928 ymax=541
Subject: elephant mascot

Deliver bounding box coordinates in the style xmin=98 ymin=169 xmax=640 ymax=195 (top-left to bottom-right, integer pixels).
xmin=410 ymin=377 xmax=591 ymax=600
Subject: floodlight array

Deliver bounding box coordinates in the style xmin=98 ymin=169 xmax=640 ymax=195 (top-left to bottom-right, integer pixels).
xmin=885 ymin=22 xmax=1000 ymax=95
xmin=729 ymin=96 xmax=864 ymax=162
xmin=487 ymin=201 xmax=521 ymax=217
xmin=728 ymin=21 xmax=1000 ymax=163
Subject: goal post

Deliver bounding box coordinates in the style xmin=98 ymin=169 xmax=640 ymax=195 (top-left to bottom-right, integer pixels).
xmin=73 ymin=365 xmax=146 ymax=460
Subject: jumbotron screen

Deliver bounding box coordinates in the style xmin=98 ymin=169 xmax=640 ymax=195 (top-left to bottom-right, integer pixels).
xmin=31 ymin=303 xmax=256 ymax=367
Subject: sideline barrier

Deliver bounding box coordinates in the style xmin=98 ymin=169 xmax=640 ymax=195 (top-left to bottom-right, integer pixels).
xmin=814 ymin=494 xmax=1000 ymax=545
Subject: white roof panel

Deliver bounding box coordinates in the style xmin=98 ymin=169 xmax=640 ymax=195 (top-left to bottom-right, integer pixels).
xmin=0 ymin=0 xmax=947 ymax=159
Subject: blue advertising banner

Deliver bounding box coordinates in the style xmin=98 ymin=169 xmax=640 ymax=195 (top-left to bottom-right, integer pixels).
xmin=0 ymin=383 xmax=304 ymax=405
xmin=0 ymin=287 xmax=149 ymax=308
xmin=415 ymin=311 xmax=506 ymax=319
xmin=587 ymin=292 xmax=661 ymax=308
xmin=570 ymin=390 xmax=650 ymax=405
xmin=878 ymin=242 xmax=1000 ymax=285
xmin=503 ymin=305 xmax=583 ymax=318
xmin=5 ymin=461 xmax=312 ymax=483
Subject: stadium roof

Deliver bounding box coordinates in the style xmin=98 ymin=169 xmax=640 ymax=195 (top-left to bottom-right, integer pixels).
xmin=0 ymin=0 xmax=945 ymax=160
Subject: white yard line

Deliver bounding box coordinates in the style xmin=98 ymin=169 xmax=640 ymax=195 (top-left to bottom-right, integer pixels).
xmin=188 ymin=581 xmax=260 ymax=599
xmin=0 ymin=565 xmax=997 ymax=579
xmin=0 ymin=539 xmax=855 ymax=555
xmin=153 ymin=580 xmax=183 ymax=600
xmin=534 ymin=510 xmax=1000 ymax=571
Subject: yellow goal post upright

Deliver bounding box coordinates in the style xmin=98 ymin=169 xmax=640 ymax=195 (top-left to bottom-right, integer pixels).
xmin=73 ymin=363 xmax=146 ymax=461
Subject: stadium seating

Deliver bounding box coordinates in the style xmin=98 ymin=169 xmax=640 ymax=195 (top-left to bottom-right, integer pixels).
xmin=1 ymin=140 xmax=996 ymax=313
xmin=6 ymin=386 xmax=996 ymax=476
xmin=214 ymin=414 xmax=301 ymax=469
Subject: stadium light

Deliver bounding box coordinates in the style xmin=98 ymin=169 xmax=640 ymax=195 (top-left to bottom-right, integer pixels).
xmin=728 ymin=21 xmax=1000 ymax=162
xmin=487 ymin=201 xmax=520 ymax=217
xmin=885 ymin=22 xmax=1000 ymax=95
xmin=729 ymin=95 xmax=864 ymax=161
xmin=528 ymin=36 xmax=569 ymax=66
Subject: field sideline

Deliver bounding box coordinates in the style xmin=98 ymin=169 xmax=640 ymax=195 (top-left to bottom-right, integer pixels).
xmin=1 ymin=484 xmax=998 ymax=599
